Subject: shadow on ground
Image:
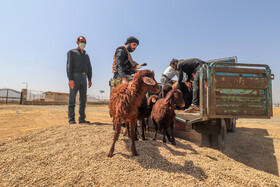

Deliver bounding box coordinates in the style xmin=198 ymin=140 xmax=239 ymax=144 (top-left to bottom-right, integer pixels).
xmin=224 ymin=127 xmax=279 ymax=176
xmin=121 ymin=135 xmax=207 ymax=180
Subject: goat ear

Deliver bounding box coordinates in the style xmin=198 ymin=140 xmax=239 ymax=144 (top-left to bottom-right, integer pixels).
xmin=142 ymin=77 xmax=156 ymax=85
xmin=164 ymin=90 xmax=175 ymax=104
xmin=151 ymin=97 xmax=157 ymax=103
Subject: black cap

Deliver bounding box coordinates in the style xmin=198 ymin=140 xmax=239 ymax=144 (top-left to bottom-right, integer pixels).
xmin=125 ymin=36 xmax=139 ymax=45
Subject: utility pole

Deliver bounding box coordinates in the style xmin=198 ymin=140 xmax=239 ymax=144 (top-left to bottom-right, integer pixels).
xmin=22 ymin=82 xmax=28 ymax=90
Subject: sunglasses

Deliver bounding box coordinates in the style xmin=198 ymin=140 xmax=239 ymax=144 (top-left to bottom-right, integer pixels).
xmin=79 ymin=40 xmax=86 ymax=44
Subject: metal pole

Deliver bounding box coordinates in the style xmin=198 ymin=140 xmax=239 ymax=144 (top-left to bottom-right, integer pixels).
xmin=22 ymin=82 xmax=28 ymax=90
xmin=6 ymin=89 xmax=8 ymax=104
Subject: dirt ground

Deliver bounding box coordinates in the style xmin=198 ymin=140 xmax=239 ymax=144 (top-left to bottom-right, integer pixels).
xmin=0 ymin=104 xmax=280 ymax=186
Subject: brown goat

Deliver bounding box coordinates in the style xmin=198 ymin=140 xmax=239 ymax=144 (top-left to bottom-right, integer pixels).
xmin=151 ymin=89 xmax=185 ymax=145
xmin=171 ymin=81 xmax=193 ymax=109
xmin=124 ymin=94 xmax=159 ymax=141
xmin=136 ymin=96 xmax=149 ymax=140
xmin=159 ymin=83 xmax=172 ymax=98
xmin=143 ymin=95 xmax=159 ymax=133
xmin=108 ymin=70 xmax=160 ymax=157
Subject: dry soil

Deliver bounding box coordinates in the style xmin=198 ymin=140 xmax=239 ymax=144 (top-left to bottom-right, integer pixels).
xmin=0 ymin=105 xmax=280 ymax=186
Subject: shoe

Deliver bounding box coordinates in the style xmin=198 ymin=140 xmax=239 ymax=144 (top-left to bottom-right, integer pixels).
xmin=79 ymin=120 xmax=91 ymax=124
xmin=69 ymin=121 xmax=76 ymax=125
xmin=184 ymin=104 xmax=200 ymax=113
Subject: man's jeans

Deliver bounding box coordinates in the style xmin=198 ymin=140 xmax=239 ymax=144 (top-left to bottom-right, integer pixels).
xmin=68 ymin=73 xmax=87 ymax=122
xmin=192 ymin=70 xmax=200 ymax=106
xmin=160 ymin=75 xmax=170 ymax=85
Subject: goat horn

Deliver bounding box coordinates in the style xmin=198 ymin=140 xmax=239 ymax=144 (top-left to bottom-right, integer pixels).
xmin=142 ymin=77 xmax=156 ymax=85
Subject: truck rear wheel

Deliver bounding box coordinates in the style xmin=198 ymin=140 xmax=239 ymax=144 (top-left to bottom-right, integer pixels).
xmin=226 ymin=118 xmax=236 ymax=132
xmin=210 ymin=119 xmax=227 ymax=151
xmin=200 ymin=119 xmax=227 ymax=151
xmin=201 ymin=133 xmax=211 ymax=147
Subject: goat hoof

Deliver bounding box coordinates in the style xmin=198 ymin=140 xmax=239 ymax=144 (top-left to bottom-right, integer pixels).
xmin=152 ymin=138 xmax=156 ymax=141
xmin=132 ymin=152 xmax=139 ymax=156
xmin=107 ymin=152 xmax=113 ymax=158
xmin=172 ymin=141 xmax=176 ymax=145
xmin=142 ymin=138 xmax=147 ymax=141
xmin=163 ymin=139 xmax=167 ymax=143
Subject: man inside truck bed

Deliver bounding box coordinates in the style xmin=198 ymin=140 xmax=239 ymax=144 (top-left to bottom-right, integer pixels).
xmin=160 ymin=59 xmax=187 ymax=85
xmin=177 ymin=58 xmax=206 ymax=113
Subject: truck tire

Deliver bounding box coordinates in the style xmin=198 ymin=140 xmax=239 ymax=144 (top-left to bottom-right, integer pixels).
xmin=226 ymin=118 xmax=236 ymax=133
xmin=210 ymin=118 xmax=227 ymax=151
xmin=200 ymin=133 xmax=211 ymax=147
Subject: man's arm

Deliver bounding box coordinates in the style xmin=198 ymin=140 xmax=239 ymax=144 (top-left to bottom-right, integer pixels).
xmin=115 ymin=49 xmax=127 ymax=78
xmin=176 ymin=70 xmax=188 ymax=82
xmin=87 ymin=55 xmax=92 ymax=88
xmin=66 ymin=50 xmax=74 ymax=81
xmin=115 ymin=49 xmax=129 ymax=84
xmin=67 ymin=50 xmax=75 ymax=89
xmin=177 ymin=62 xmax=184 ymax=83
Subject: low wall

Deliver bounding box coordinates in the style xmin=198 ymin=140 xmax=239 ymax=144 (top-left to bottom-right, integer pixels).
xmin=15 ymin=101 xmax=109 ymax=106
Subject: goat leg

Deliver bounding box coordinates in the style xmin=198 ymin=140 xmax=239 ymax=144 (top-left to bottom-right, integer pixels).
xmin=125 ymin=122 xmax=131 ymax=138
xmin=135 ymin=125 xmax=139 ymax=141
xmin=107 ymin=124 xmax=121 ymax=157
xmin=170 ymin=124 xmax=176 ymax=145
xmin=130 ymin=120 xmax=139 ymax=156
xmin=145 ymin=118 xmax=149 ymax=132
xmin=123 ymin=128 xmax=127 ymax=136
xmin=152 ymin=118 xmax=158 ymax=141
xmin=162 ymin=129 xmax=167 ymax=143
xmin=166 ymin=129 xmax=172 ymax=142
xmin=141 ymin=120 xmax=147 ymax=140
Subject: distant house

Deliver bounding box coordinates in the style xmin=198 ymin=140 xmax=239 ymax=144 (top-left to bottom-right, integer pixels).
xmin=44 ymin=91 xmax=99 ymax=104
xmin=44 ymin=91 xmax=69 ymax=103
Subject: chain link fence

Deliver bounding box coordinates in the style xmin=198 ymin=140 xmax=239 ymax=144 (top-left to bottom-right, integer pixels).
xmin=0 ymin=88 xmax=22 ymax=104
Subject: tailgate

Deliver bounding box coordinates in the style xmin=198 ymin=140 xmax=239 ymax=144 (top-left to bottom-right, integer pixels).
xmin=207 ymin=63 xmax=273 ymax=119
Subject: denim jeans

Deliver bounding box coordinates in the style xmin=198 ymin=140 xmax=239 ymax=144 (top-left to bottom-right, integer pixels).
xmin=192 ymin=70 xmax=200 ymax=106
xmin=160 ymin=76 xmax=170 ymax=85
xmin=68 ymin=73 xmax=87 ymax=122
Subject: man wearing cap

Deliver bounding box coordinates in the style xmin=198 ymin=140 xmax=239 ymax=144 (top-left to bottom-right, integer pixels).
xmin=67 ymin=36 xmax=92 ymax=124
xmin=111 ymin=36 xmax=145 ymax=90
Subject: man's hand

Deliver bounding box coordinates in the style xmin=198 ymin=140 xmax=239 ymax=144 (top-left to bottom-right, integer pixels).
xmin=69 ymin=80 xmax=75 ymax=89
xmin=88 ymin=81 xmax=92 ymax=88
xmin=136 ymin=63 xmax=147 ymax=69
xmin=122 ymin=78 xmax=129 ymax=84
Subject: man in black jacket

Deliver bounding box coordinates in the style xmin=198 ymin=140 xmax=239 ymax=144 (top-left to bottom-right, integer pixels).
xmin=111 ymin=36 xmax=146 ymax=90
xmin=66 ymin=36 xmax=92 ymax=124
xmin=177 ymin=58 xmax=205 ymax=112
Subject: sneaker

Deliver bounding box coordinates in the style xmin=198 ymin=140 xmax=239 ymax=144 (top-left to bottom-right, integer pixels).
xmin=69 ymin=120 xmax=76 ymax=125
xmin=79 ymin=120 xmax=91 ymax=124
xmin=184 ymin=104 xmax=200 ymax=113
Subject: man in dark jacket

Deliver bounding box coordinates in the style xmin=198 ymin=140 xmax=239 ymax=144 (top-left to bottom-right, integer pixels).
xmin=66 ymin=36 xmax=92 ymax=124
xmin=177 ymin=58 xmax=205 ymax=112
xmin=110 ymin=36 xmax=146 ymax=91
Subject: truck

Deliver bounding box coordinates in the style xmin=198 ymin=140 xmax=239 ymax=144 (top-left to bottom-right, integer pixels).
xmin=171 ymin=56 xmax=273 ymax=150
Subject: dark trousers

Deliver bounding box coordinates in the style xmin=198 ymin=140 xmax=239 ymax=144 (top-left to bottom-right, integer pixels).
xmin=192 ymin=70 xmax=200 ymax=106
xmin=68 ymin=73 xmax=87 ymax=122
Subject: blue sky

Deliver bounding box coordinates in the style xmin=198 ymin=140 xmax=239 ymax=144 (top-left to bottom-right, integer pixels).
xmin=0 ymin=0 xmax=279 ymax=102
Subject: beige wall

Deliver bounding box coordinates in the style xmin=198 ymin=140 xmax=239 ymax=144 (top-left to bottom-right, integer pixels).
xmin=44 ymin=92 xmax=80 ymax=103
xmin=45 ymin=92 xmax=69 ymax=102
